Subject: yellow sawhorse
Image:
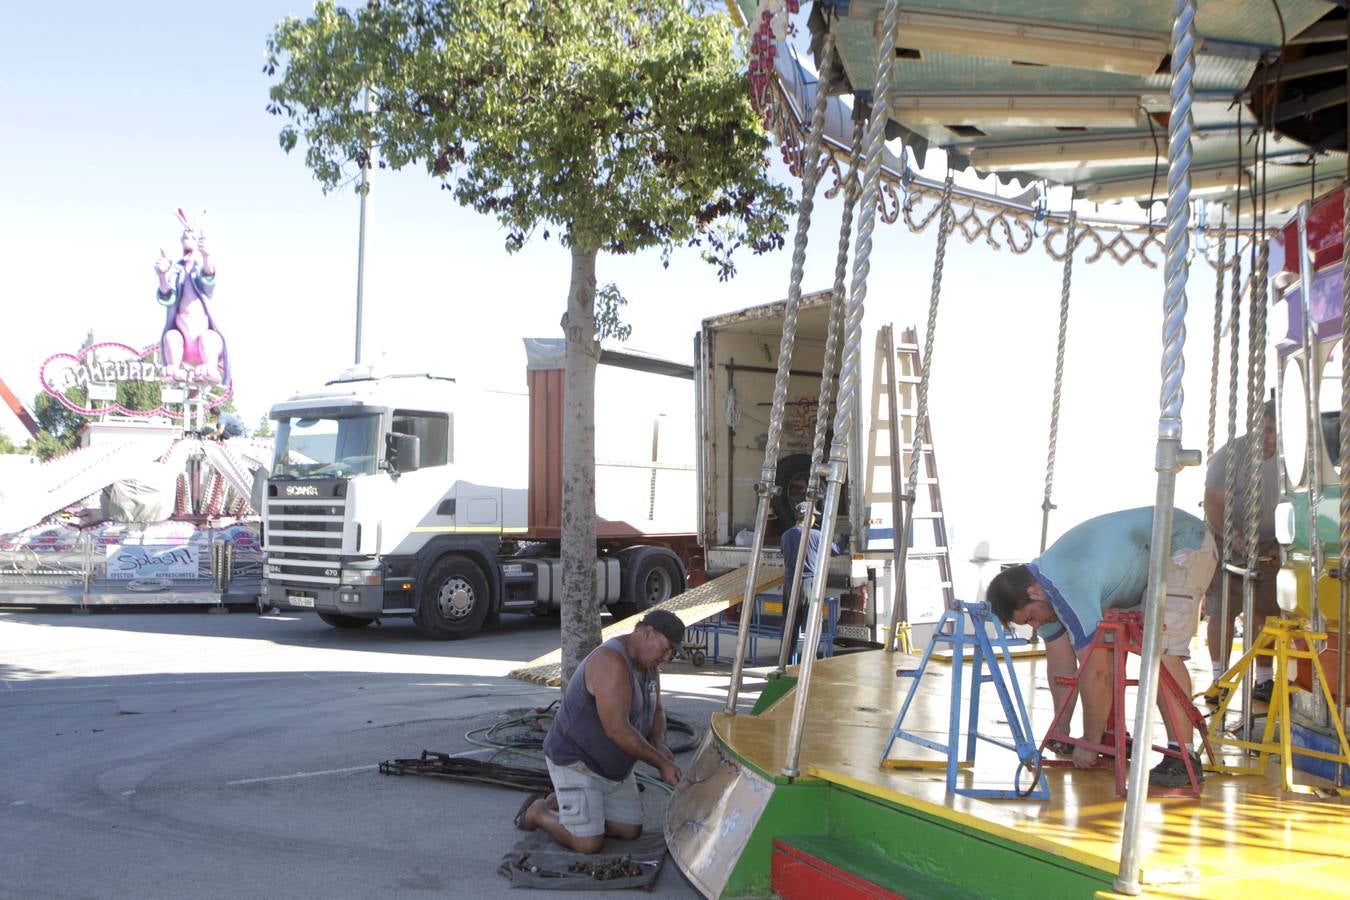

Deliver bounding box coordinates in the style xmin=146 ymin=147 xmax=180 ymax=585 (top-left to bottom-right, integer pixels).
xmin=1206 ymin=617 xmax=1350 ymax=796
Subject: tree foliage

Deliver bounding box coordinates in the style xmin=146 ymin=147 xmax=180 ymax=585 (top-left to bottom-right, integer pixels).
xmin=266 ymin=0 xmax=792 ymax=678
xmin=265 ymin=0 xmax=789 ymax=264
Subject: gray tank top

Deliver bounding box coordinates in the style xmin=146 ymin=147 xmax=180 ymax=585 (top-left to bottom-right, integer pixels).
xmin=544 ymin=637 xmax=657 ymax=781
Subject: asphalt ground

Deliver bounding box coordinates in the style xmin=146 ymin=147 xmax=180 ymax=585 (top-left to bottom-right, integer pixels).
xmin=0 ymin=606 xmax=769 ymax=900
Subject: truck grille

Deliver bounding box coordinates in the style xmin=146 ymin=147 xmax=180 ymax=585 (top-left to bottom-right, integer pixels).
xmin=264 ymin=488 xmax=347 ymax=587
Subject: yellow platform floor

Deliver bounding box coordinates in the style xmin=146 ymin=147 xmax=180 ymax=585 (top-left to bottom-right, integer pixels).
xmin=713 ymin=647 xmax=1350 ymax=898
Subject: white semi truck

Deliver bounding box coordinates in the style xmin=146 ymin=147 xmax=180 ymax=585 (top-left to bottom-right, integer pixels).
xmin=261 ymin=339 xmax=701 ymax=638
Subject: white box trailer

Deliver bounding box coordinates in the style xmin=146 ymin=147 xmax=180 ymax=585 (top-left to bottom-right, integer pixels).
xmin=694 ymin=291 xmax=951 ymax=645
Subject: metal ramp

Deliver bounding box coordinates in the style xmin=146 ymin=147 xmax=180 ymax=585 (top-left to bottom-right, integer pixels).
xmin=863 ymin=325 xmax=955 ymax=641
xmin=508 ymin=564 xmax=784 ymax=687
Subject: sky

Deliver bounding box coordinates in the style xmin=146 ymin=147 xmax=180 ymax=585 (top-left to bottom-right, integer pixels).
xmin=0 ymin=2 xmax=1275 ymax=597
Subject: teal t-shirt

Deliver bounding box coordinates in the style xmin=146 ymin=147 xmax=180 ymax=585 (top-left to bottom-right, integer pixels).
xmin=1031 ymin=507 xmax=1208 ymax=650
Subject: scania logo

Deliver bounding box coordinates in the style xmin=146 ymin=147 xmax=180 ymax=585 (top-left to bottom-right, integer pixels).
xmin=285 ymin=485 xmax=320 ymax=496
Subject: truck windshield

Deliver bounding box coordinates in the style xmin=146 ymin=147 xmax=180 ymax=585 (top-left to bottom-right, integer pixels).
xmin=271 ymin=413 xmax=381 ymax=478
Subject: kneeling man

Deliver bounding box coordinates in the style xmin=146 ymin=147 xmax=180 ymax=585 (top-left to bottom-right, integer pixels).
xmin=519 ymin=610 xmax=684 ymax=852
xmin=987 ymin=507 xmax=1216 ymax=788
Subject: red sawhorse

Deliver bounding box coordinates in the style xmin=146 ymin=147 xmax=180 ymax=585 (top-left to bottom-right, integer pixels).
xmin=1037 ymin=609 xmax=1213 ymax=797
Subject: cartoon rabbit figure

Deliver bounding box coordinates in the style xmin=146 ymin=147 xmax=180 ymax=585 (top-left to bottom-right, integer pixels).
xmin=154 ymin=208 xmax=229 ymax=385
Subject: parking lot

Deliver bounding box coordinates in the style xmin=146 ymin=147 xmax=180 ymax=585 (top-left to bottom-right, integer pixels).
xmin=0 ymin=607 xmax=766 ymax=900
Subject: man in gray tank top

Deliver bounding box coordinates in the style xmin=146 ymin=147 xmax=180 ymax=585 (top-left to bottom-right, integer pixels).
xmin=517 ymin=610 xmax=684 ymax=854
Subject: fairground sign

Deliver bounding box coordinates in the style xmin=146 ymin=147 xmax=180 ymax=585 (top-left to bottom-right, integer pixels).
xmin=39 ymin=342 xmax=231 ymax=418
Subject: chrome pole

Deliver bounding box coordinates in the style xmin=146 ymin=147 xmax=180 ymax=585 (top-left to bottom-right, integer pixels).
xmin=1117 ymin=0 xmax=1199 ymax=892
xmin=724 ymin=28 xmax=837 ymax=714
xmin=781 ymin=0 xmax=901 ymax=775
xmin=1299 ymin=201 xmax=1329 ymax=728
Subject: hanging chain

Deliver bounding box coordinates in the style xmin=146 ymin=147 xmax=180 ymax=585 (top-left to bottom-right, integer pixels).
xmin=1040 ymin=212 xmax=1076 ymax=552
xmin=1244 ymin=241 xmax=1270 ymax=586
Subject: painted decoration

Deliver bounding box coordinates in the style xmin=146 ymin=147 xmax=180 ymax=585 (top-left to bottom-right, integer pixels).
xmin=104 ymin=543 xmax=200 ymax=579
xmin=39 ymin=342 xmax=232 ymax=418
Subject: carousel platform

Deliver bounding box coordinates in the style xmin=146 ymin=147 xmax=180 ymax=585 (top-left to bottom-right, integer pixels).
xmin=666 ymin=646 xmax=1350 ymax=899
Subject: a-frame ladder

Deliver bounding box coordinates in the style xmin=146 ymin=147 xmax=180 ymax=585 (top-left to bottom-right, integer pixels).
xmin=864 ymin=325 xmax=956 ymax=645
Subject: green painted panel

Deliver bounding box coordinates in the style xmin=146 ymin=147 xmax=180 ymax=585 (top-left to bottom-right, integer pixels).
xmin=750 ymin=672 xmax=797 ymax=714
xmin=717 ymin=778 xmax=1114 ymax=898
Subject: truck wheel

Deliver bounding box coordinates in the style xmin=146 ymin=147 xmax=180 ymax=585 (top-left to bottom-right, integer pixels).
xmin=610 ymin=549 xmax=683 ymax=620
xmin=317 ymin=612 xmax=373 ymax=629
xmin=415 ymin=556 xmax=490 ymax=639
xmin=772 ymin=453 xmax=813 ymax=526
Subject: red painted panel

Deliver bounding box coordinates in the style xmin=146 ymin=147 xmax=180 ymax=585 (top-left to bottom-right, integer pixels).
xmin=527 ymin=368 xmax=564 ymax=532
xmin=771 ymin=839 xmax=906 ymax=900
xmin=1272 ymin=186 xmax=1345 ymax=279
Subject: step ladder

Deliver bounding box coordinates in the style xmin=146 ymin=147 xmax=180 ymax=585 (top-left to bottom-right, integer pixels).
xmin=878 ymin=601 xmax=1049 ymax=800
xmin=864 ymin=325 xmax=956 ymax=647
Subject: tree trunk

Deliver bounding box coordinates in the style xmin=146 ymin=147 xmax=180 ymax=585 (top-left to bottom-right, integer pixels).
xmin=559 ymin=243 xmax=602 ymax=687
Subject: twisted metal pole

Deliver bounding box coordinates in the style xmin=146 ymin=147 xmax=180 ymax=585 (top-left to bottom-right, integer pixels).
xmin=1238 ymin=236 xmax=1270 ymax=731
xmin=1340 ymin=177 xmax=1350 ymax=786
xmin=885 ymin=176 xmax=954 ymax=650
xmin=1206 ymin=224 xmax=1228 ymax=461
xmin=1221 ymin=249 xmax=1248 ymax=736
xmin=1040 ymin=211 xmax=1077 ymax=553
xmin=1297 ymin=203 xmax=1329 ymax=728
xmin=776 ymin=110 xmax=863 ymax=674
xmin=724 ymin=28 xmax=838 ymax=714
xmin=1117 ymin=0 xmax=1199 ymax=892
xmin=781 ymin=0 xmax=900 ymax=777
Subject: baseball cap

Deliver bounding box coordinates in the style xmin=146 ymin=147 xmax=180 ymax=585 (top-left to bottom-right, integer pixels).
xmin=638 ymin=609 xmax=685 ymax=647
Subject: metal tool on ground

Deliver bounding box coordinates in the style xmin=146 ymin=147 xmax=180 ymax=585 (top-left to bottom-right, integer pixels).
xmin=879 ymin=600 xmax=1048 ymax=799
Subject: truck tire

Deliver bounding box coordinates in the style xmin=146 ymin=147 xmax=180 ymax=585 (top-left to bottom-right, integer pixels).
xmin=415 ymin=556 xmax=490 ymax=639
xmin=610 ymin=548 xmax=684 ymax=621
xmin=317 ymin=612 xmax=373 ymax=629
xmin=772 ymin=453 xmax=813 ymax=526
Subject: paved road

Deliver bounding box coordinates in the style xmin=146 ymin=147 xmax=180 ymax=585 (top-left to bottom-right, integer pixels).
xmin=0 ymin=607 xmax=766 ymax=900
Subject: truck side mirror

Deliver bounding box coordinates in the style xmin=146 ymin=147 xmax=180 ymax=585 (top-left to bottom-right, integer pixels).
xmin=385 ymin=432 xmax=421 ymax=474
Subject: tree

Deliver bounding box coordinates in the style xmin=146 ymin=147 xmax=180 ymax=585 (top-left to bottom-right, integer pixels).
xmin=30 ymin=389 xmax=86 ymax=460
xmin=266 ymin=0 xmax=791 ymax=681
xmin=0 ymin=429 xmax=20 ymax=455
xmin=254 ymin=415 xmax=274 ymax=439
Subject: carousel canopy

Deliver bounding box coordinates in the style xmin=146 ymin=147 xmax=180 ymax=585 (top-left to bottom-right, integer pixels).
xmin=759 ymin=0 xmax=1348 ymax=216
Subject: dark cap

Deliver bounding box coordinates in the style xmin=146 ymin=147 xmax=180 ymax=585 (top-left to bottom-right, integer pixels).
xmin=638 ymin=609 xmax=685 ymax=647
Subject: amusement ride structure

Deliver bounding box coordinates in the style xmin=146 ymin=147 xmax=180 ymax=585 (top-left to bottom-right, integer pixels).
xmin=650 ymin=1 xmax=1350 ymax=897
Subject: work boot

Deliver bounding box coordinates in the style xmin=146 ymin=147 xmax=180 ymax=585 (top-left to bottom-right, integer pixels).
xmin=1202 ymin=684 xmax=1229 ymax=707
xmin=1149 ymin=749 xmax=1203 ymax=789
xmin=1251 ymin=679 xmax=1275 ymax=703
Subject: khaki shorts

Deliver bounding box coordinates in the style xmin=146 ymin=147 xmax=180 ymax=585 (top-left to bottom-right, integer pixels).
xmin=1161 ymin=532 xmax=1218 ymax=658
xmin=1204 ymin=542 xmax=1280 ymax=618
xmin=545 ymin=757 xmax=642 ymax=838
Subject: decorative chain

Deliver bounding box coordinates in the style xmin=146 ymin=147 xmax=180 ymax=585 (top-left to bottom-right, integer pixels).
xmin=1041 ymin=212 xmax=1076 ymax=550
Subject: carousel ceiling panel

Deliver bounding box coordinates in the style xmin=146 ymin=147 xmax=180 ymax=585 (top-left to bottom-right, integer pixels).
xmin=808 ymin=0 xmax=1343 ymax=208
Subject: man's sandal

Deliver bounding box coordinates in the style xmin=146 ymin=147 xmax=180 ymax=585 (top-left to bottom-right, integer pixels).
xmin=514 ymin=791 xmax=545 ymax=830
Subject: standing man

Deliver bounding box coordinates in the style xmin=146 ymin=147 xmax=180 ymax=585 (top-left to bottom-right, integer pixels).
xmin=517 ymin=610 xmax=684 ymax=853
xmin=1202 ymin=401 xmax=1278 ymax=704
xmin=987 ymin=507 xmax=1217 ymax=788
xmin=779 ymin=501 xmax=844 ymax=664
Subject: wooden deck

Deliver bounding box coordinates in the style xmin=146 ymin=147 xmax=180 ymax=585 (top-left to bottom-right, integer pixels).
xmin=712 ymin=646 xmax=1350 ymax=897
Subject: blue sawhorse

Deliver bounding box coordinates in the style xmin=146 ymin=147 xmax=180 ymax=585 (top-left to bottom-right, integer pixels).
xmin=879 ymin=600 xmax=1049 ymax=800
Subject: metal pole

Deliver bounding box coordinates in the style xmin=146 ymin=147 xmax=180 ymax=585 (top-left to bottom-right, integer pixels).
xmin=1116 ymin=0 xmax=1199 ymax=892
xmin=781 ymin=0 xmax=901 ymax=776
xmin=724 ymin=28 xmax=837 ymax=714
xmin=883 ymin=327 xmax=908 ymax=634
xmin=1239 ymin=235 xmax=1269 ymax=740
xmin=354 ymin=85 xmax=373 ymax=365
xmin=776 ymin=109 xmax=861 ymax=674
xmin=1298 ymin=202 xmax=1329 ymax=727
xmin=1340 ymin=143 xmax=1350 ymax=786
